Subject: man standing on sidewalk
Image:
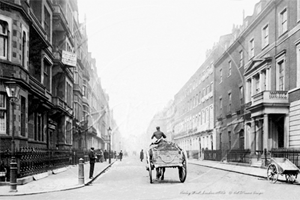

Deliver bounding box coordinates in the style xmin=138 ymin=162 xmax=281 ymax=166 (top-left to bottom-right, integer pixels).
xmin=104 ymin=150 xmax=108 ymax=162
xmin=119 ymin=150 xmax=123 ymax=161
xmin=89 ymin=147 xmax=96 ymax=179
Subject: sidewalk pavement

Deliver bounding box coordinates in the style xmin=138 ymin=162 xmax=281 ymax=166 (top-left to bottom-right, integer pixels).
xmin=188 ymin=159 xmax=300 ymax=185
xmin=0 ymin=160 xmax=116 ymax=196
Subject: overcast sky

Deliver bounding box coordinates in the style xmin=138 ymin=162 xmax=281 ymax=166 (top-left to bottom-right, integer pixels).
xmin=77 ymin=0 xmax=259 ymax=149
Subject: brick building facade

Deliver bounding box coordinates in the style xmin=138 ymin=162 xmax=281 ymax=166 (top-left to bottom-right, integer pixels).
xmin=155 ymin=0 xmax=300 ymax=164
xmin=0 ymin=0 xmax=117 ymax=155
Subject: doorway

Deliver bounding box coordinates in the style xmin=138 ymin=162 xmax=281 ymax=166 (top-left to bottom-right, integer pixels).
xmin=270 ymin=114 xmax=285 ymax=148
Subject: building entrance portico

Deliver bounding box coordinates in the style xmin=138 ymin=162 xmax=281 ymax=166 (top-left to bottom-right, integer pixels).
xmin=246 ymin=100 xmax=289 ymax=155
xmin=244 ymin=56 xmax=289 ymax=153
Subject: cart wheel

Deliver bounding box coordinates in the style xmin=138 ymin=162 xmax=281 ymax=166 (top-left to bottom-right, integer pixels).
xmin=285 ymin=174 xmax=296 ymax=184
xmin=178 ymin=151 xmax=187 ymax=183
xmin=267 ymin=164 xmax=278 ymax=184
xmin=147 ymin=151 xmax=153 ymax=184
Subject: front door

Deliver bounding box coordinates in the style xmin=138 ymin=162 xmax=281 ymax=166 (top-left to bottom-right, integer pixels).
xmin=48 ymin=129 xmax=55 ymax=149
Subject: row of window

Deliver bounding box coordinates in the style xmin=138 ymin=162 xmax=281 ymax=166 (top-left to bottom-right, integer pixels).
xmin=188 ymin=64 xmax=213 ymax=96
xmin=249 ymin=7 xmax=287 ymax=58
xmin=177 ymin=130 xmax=245 ymax=151
xmin=219 ymin=131 xmax=244 ymax=150
xmin=218 ymin=86 xmax=243 ymax=113
xmin=0 ymin=94 xmax=35 ymax=139
xmin=174 ymin=105 xmax=214 ymax=135
xmin=244 ymin=52 xmax=286 ymax=103
xmin=0 ymin=92 xmax=73 ymax=144
xmin=219 ymin=53 xmax=244 ymax=84
xmin=0 ymin=17 xmax=29 ymax=67
xmin=177 ymin=135 xmax=213 ymax=151
xmin=0 ymin=16 xmax=54 ymax=92
xmin=185 ymin=82 xmax=213 ymax=113
xmin=218 ymin=7 xmax=288 ymax=84
xmin=172 ymin=3 xmax=296 ymax=151
xmin=177 ymin=64 xmax=214 ymax=105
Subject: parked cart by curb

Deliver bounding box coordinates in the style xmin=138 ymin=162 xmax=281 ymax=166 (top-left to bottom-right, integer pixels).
xmin=267 ymin=157 xmax=300 ymax=184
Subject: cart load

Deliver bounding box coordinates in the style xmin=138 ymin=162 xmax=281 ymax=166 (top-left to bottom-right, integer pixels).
xmin=146 ymin=139 xmax=187 ymax=183
xmin=150 ymin=140 xmax=182 ymax=151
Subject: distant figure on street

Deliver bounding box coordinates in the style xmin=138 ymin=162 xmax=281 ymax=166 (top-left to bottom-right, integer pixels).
xmin=119 ymin=150 xmax=123 ymax=161
xmin=114 ymin=151 xmax=117 ymax=159
xmin=104 ymin=150 xmax=108 ymax=162
xmin=151 ymin=126 xmax=166 ymax=144
xmin=88 ymin=147 xmax=97 ymax=179
xmin=99 ymin=149 xmax=104 ymax=162
xmin=140 ymin=149 xmax=144 ymax=162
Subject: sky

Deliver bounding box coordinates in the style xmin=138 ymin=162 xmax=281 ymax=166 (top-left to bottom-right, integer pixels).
xmin=77 ymin=0 xmax=260 ymax=150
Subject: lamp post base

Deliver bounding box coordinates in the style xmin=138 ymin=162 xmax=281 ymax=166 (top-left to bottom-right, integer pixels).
xmin=9 ymin=157 xmax=18 ymax=192
xmin=9 ymin=188 xmax=18 ymax=193
xmin=109 ymin=151 xmax=111 ymax=164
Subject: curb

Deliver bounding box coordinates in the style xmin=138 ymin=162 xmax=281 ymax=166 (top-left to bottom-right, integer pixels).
xmin=189 ymin=161 xmax=300 ymax=185
xmin=17 ymin=166 xmax=71 ymax=186
xmin=52 ymin=166 xmax=69 ymax=174
xmin=189 ymin=161 xmax=266 ymax=179
xmin=85 ymin=161 xmax=115 ymax=186
xmin=0 ymin=161 xmax=116 ymax=196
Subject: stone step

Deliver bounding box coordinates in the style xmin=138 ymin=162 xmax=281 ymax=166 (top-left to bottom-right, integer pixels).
xmin=251 ymin=159 xmax=262 ymax=167
xmin=250 ymin=156 xmax=262 ymax=164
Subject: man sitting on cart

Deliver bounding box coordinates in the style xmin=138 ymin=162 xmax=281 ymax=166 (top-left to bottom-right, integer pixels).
xmin=151 ymin=126 xmax=166 ymax=145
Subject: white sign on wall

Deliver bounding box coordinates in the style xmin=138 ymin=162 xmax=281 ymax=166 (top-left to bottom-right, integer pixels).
xmin=62 ymin=50 xmax=77 ymax=67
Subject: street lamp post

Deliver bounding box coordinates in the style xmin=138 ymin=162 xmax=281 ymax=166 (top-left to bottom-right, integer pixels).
xmin=108 ymin=127 xmax=112 ymax=164
xmin=5 ymin=82 xmax=20 ymax=192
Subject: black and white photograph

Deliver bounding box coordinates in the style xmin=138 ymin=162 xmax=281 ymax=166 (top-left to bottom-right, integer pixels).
xmin=1 ymin=0 xmax=300 ymax=199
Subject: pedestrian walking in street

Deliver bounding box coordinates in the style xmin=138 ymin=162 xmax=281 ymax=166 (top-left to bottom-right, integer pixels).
xmin=89 ymin=147 xmax=97 ymax=179
xmin=104 ymin=149 xmax=108 ymax=162
xmin=119 ymin=150 xmax=123 ymax=161
xmin=140 ymin=149 xmax=144 ymax=162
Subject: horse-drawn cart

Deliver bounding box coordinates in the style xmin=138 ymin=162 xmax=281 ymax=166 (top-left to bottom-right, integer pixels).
xmin=146 ymin=140 xmax=187 ymax=183
xmin=267 ymin=157 xmax=300 ymax=184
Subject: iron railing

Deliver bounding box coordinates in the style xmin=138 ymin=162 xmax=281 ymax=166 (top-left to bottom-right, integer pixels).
xmin=203 ymin=150 xmax=222 ymax=161
xmin=201 ymin=148 xmax=300 ymax=168
xmin=0 ymin=148 xmax=89 ymax=179
xmin=186 ymin=150 xmax=200 ymax=159
xmin=202 ymin=149 xmax=251 ymax=163
xmin=269 ymin=148 xmax=300 ymax=168
xmin=226 ymin=149 xmax=251 ymax=163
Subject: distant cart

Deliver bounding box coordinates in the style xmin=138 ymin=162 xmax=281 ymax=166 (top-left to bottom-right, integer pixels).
xmin=146 ymin=140 xmax=187 ymax=184
xmin=267 ymin=157 xmax=300 ymax=184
